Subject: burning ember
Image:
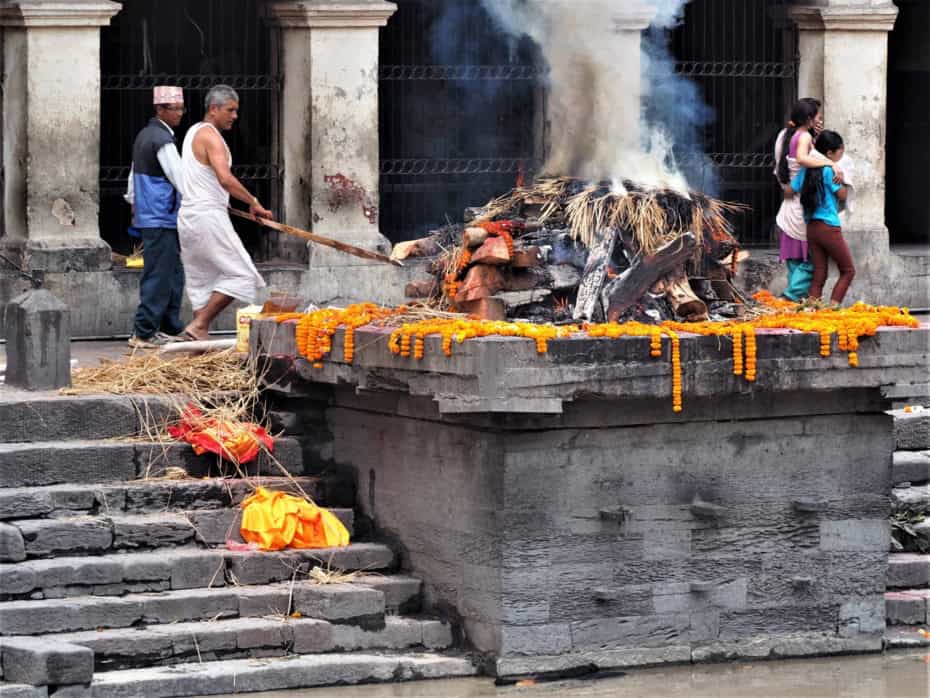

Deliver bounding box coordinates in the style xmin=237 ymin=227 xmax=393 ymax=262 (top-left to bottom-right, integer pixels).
xmin=396 ymin=176 xmax=747 ymax=324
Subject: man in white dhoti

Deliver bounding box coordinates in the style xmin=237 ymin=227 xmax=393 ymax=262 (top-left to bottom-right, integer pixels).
xmin=177 ymin=85 xmax=271 ymax=340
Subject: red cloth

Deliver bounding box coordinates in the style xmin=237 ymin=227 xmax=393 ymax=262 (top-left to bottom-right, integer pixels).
xmin=168 ymin=405 xmax=273 ymax=464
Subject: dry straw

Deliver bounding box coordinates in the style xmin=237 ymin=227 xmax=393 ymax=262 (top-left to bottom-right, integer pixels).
xmin=479 ymin=175 xmax=745 ymax=260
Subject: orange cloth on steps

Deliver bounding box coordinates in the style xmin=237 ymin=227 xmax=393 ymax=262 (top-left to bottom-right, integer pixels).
xmin=239 ymin=487 xmax=350 ymax=551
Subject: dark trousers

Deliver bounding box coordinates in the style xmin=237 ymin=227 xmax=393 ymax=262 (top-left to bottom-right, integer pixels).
xmin=132 ymin=227 xmax=184 ymax=338
xmin=807 ymin=220 xmax=856 ymax=303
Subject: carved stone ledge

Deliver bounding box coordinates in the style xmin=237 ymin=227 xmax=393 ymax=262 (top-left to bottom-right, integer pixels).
xmin=789 ymin=4 xmax=899 ymax=33
xmin=266 ymin=0 xmax=397 ymax=29
xmin=0 ymin=1 xmax=121 ymax=28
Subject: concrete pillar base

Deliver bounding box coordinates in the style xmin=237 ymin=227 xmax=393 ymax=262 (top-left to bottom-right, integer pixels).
xmin=0 ymin=238 xmax=113 ymax=274
xmin=299 ymin=259 xmax=428 ymax=308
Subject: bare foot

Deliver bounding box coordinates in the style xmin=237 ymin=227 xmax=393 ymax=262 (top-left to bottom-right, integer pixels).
xmin=182 ymin=326 xmax=210 ymax=342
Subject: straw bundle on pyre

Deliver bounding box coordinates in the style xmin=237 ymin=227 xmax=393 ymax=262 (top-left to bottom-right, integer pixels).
xmin=396 ymin=177 xmax=747 ymax=324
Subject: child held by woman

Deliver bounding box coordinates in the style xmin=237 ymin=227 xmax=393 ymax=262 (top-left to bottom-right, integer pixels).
xmin=790 ymin=130 xmax=854 ymax=304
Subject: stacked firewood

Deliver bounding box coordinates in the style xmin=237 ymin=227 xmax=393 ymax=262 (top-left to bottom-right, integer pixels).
xmin=396 ymin=177 xmax=748 ymax=324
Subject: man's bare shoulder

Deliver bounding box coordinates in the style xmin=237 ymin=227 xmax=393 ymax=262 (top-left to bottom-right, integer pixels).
xmin=192 ymin=123 xmax=221 ymax=148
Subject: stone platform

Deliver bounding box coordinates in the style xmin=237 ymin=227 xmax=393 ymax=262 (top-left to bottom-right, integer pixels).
xmin=252 ymin=318 xmax=930 ymax=676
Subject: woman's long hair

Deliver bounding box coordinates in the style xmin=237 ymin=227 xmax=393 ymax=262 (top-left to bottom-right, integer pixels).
xmin=800 ymin=130 xmax=844 ymax=219
xmin=776 ymin=98 xmax=821 ymax=184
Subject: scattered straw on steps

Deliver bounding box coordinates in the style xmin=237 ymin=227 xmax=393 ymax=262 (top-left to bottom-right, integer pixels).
xmin=62 ymin=348 xmax=255 ymax=396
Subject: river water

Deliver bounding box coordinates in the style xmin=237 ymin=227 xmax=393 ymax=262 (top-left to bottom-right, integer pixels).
xmin=208 ymin=649 xmax=929 ymax=698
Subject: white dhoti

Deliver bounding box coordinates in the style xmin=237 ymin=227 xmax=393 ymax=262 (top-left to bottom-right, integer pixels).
xmin=178 ymin=207 xmax=266 ymax=310
xmin=177 ymin=121 xmax=266 ymax=310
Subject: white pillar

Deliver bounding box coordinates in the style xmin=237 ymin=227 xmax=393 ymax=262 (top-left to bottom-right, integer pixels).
xmin=266 ymin=1 xmax=396 ymax=277
xmin=0 ymin=0 xmax=121 ymax=272
xmin=788 ymin=1 xmax=928 ymax=306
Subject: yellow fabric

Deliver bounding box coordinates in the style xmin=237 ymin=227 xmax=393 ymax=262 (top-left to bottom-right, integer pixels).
xmin=239 ymin=487 xmax=350 ymax=551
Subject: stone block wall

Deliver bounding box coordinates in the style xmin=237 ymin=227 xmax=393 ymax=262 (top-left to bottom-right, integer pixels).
xmin=319 ymin=388 xmax=892 ymax=674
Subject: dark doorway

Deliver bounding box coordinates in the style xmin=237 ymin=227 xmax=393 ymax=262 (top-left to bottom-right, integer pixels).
xmin=99 ymin=0 xmax=285 ymax=260
xmin=378 ymin=0 xmax=543 ymax=244
xmin=887 ymin=0 xmax=930 ymax=249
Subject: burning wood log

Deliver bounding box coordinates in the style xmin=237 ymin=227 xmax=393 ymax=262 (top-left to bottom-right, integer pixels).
xmin=511 ymin=246 xmax=543 ymax=268
xmin=457 ymin=297 xmax=506 ymax=320
xmin=455 ymin=265 xmax=506 ymax=303
xmin=463 ymin=227 xmax=490 ymax=248
xmin=601 ymin=233 xmax=698 ymax=322
xmin=664 ymin=269 xmax=708 ymax=321
xmin=507 ymin=265 xmax=581 ymax=292
xmin=391 ymin=236 xmax=442 ymax=261
xmin=573 ymin=226 xmax=619 ymax=322
xmin=471 ymin=236 xmax=512 ymax=266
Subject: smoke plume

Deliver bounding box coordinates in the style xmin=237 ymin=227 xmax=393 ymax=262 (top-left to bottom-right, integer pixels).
xmin=480 ymin=0 xmax=713 ymax=193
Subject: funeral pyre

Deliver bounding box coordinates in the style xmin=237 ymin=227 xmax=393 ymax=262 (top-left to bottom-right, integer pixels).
xmin=394 ymin=176 xmax=747 ymax=324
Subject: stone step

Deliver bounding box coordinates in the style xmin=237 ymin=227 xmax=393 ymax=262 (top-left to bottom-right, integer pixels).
xmin=885 ymin=589 xmax=930 ymax=625
xmin=0 ymin=543 xmax=395 ymax=601
xmin=0 ymin=393 xmax=175 ymax=444
xmin=887 ymin=553 xmax=930 ymax=589
xmin=5 ymin=507 xmax=355 ymax=560
xmin=82 ymin=651 xmax=477 ymax=698
xmin=891 ymin=483 xmax=930 ymax=515
xmin=0 ymin=477 xmax=329 ymax=521
xmin=892 ymin=516 xmax=930 ymax=554
xmin=893 ymin=450 xmax=930 ymax=485
xmin=0 ymin=572 xmax=418 ymax=636
xmin=893 ymin=408 xmax=930 ymax=451
xmin=884 ymin=625 xmax=930 ymax=649
xmin=0 ymin=438 xmax=305 ymax=488
xmin=11 ymin=613 xmax=451 ymax=672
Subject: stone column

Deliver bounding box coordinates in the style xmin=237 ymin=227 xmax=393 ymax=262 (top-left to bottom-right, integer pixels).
xmin=267 ymin=1 xmax=407 ymax=305
xmin=0 ymin=0 xmax=121 ymax=272
xmin=789 ymin=1 xmax=928 ymax=306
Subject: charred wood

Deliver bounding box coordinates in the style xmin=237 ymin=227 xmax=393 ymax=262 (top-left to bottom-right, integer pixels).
xmin=665 ymin=269 xmax=709 ymax=321
xmin=573 ymin=227 xmax=619 ymax=322
xmin=601 ymin=233 xmax=698 ymax=323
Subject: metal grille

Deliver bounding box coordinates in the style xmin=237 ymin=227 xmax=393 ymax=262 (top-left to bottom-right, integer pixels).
xmin=671 ymin=0 xmax=798 ymax=246
xmin=379 ymin=0 xmax=797 ymax=248
xmin=99 ymin=0 xmax=282 ymax=259
xmin=378 ymin=0 xmax=541 ymax=243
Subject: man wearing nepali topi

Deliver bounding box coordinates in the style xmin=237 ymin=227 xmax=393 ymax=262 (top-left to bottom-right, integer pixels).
xmin=125 ymin=85 xmax=187 ymax=349
xmin=177 ymin=85 xmax=270 ymax=341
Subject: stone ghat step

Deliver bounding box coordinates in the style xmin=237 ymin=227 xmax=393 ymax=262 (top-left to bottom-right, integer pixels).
xmin=0 ymin=438 xmax=305 ymax=488
xmin=10 ymin=614 xmax=451 ymax=673
xmin=0 ymin=543 xmax=395 ymax=601
xmin=3 ymin=508 xmax=355 ymax=561
xmin=893 ymin=409 xmax=930 ymax=451
xmin=885 ymin=625 xmax=930 ymax=649
xmin=0 ymin=393 xmax=178 ymax=444
xmin=0 ymin=572 xmax=420 ymax=636
xmin=885 ymin=589 xmax=930 ymax=625
xmin=887 ymin=553 xmax=930 ymax=589
xmin=0 ymin=477 xmax=335 ymax=522
xmin=893 ymin=450 xmax=930 ymax=486
xmin=66 ymin=651 xmax=476 ymax=698
xmin=892 ymin=483 xmax=930 ymax=515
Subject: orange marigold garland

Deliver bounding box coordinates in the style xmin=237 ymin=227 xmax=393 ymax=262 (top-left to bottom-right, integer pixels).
xmin=278 ymin=297 xmax=919 ymax=412
xmin=285 ymin=303 xmax=396 ymax=367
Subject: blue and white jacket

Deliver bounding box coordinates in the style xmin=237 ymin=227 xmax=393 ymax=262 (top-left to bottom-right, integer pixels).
xmin=125 ymin=118 xmax=183 ymax=229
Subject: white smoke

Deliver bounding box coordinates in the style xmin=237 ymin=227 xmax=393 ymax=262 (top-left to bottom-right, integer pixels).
xmin=480 ymin=0 xmax=710 ymax=193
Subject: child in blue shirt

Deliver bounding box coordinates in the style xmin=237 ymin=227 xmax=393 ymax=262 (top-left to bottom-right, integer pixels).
xmin=790 ymin=131 xmax=853 ymax=304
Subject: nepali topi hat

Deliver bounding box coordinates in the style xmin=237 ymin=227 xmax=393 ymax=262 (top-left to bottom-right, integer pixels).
xmin=153 ymin=86 xmax=184 ymax=105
